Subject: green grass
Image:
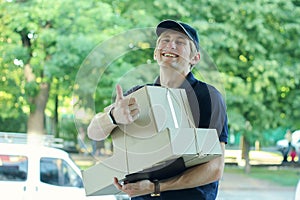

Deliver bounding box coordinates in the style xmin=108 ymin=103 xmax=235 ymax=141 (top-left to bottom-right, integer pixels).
xmin=78 ymin=164 xmax=93 ymax=170
xmin=225 ymin=165 xmax=300 ymax=186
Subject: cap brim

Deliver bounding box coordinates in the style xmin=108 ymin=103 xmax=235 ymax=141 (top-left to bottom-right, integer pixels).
xmin=156 ymin=20 xmax=194 ymax=41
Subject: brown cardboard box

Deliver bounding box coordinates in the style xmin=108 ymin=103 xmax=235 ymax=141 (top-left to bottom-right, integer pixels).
xmin=82 ymin=86 xmax=222 ymax=196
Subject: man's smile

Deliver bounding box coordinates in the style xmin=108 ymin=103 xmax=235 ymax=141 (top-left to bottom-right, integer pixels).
xmin=162 ymin=52 xmax=179 ymax=58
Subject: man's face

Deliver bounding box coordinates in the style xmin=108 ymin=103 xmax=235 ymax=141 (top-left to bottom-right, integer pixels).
xmin=154 ymin=30 xmax=194 ymax=72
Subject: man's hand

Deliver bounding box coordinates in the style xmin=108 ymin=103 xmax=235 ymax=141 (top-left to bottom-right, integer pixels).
xmin=111 ymin=84 xmax=140 ymax=125
xmin=113 ymin=177 xmax=153 ymax=197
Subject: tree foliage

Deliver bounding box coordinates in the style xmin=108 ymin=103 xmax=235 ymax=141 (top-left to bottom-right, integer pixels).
xmin=0 ymin=0 xmax=299 ymax=147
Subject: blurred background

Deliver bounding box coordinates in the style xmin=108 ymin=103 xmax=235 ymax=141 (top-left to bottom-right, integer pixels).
xmin=0 ymin=0 xmax=300 ymax=199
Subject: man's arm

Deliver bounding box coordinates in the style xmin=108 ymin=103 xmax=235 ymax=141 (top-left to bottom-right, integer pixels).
xmin=87 ymin=105 xmax=117 ymax=141
xmin=114 ymin=142 xmax=226 ymax=197
xmin=161 ymin=142 xmax=225 ymax=190
xmin=87 ymin=84 xmax=140 ymax=141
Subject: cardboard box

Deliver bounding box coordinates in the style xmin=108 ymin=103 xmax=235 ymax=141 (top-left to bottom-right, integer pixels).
xmin=82 ymin=86 xmax=222 ymax=196
xmin=117 ymin=86 xmax=195 ymax=138
xmin=82 ymin=128 xmax=221 ymax=196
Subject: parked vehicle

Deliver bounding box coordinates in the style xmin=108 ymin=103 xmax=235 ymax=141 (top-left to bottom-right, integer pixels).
xmin=276 ymin=130 xmax=300 ymax=154
xmin=0 ymin=143 xmax=128 ymax=200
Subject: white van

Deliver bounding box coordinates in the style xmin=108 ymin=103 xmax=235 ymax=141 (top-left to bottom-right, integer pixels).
xmin=0 ymin=143 xmax=128 ymax=200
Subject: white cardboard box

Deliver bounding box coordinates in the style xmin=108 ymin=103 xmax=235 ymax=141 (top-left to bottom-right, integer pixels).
xmin=118 ymin=86 xmax=195 ymax=138
xmin=82 ymin=86 xmax=222 ymax=196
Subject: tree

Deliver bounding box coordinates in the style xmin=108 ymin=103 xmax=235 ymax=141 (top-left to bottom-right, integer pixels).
xmin=0 ymin=0 xmax=117 ymax=135
xmin=1 ymin=0 xmax=299 ymax=171
xmin=187 ymin=0 xmax=300 ymax=171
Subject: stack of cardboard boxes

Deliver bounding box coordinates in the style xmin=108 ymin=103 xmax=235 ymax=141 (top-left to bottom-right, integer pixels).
xmin=82 ymin=86 xmax=222 ymax=196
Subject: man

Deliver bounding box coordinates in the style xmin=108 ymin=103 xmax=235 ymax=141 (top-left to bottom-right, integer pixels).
xmin=87 ymin=19 xmax=228 ymax=200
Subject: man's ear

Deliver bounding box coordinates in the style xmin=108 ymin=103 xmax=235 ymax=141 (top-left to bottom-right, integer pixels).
xmin=190 ymin=52 xmax=200 ymax=65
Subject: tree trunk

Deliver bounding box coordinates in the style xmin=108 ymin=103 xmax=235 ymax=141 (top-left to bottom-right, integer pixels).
xmin=27 ymin=83 xmax=50 ymax=135
xmin=242 ymin=136 xmax=251 ymax=174
xmin=54 ymin=87 xmax=59 ymax=138
xmin=21 ymin=31 xmax=51 ymax=137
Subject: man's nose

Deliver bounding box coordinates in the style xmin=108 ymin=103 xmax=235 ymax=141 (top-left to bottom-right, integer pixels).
xmin=166 ymin=40 xmax=176 ymax=49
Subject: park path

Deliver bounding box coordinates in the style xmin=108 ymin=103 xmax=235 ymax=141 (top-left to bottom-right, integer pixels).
xmin=217 ymin=172 xmax=296 ymax=200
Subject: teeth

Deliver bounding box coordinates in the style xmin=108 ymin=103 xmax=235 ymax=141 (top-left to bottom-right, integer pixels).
xmin=164 ymin=53 xmax=176 ymax=57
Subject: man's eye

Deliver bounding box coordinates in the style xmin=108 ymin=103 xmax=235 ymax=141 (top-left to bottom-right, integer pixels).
xmin=161 ymin=39 xmax=170 ymax=43
xmin=176 ymin=41 xmax=185 ymax=45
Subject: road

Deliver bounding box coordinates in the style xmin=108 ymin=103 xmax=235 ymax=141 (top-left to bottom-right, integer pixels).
xmin=217 ymin=172 xmax=296 ymax=200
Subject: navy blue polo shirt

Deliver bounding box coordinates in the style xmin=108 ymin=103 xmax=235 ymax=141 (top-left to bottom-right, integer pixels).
xmin=126 ymin=72 xmax=228 ymax=200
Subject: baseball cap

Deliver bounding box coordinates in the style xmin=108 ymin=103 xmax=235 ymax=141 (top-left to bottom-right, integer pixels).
xmin=156 ymin=19 xmax=199 ymax=51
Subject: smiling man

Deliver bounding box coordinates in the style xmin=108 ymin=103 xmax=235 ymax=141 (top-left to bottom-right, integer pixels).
xmin=87 ymin=19 xmax=228 ymax=200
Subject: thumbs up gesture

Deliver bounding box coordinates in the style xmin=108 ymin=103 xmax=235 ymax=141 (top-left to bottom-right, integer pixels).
xmin=111 ymin=84 xmax=140 ymax=125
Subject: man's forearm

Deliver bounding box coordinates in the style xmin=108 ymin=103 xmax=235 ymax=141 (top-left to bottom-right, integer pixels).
xmin=87 ymin=109 xmax=117 ymax=141
xmin=160 ymin=142 xmax=225 ymax=191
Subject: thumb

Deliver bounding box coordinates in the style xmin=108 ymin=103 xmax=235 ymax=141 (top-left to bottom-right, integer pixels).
xmin=115 ymin=84 xmax=124 ymax=102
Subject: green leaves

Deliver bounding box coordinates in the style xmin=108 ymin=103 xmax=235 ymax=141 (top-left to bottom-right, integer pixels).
xmin=0 ymin=0 xmax=299 ymax=143
xmin=24 ymin=81 xmax=39 ymax=98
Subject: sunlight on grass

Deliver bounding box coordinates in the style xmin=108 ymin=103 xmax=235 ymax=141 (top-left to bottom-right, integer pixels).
xmin=225 ymin=166 xmax=300 ymax=186
xmin=225 ymin=150 xmax=283 ymax=165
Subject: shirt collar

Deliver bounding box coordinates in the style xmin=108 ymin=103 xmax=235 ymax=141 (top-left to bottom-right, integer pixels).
xmin=154 ymin=72 xmax=197 ymax=91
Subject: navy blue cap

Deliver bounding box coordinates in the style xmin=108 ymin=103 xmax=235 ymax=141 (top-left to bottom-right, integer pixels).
xmin=156 ymin=19 xmax=199 ymax=51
